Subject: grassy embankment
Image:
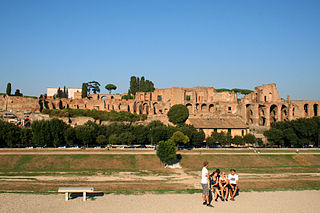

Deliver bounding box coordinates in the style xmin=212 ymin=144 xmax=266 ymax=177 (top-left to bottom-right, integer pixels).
xmin=0 ymin=152 xmax=320 ymax=193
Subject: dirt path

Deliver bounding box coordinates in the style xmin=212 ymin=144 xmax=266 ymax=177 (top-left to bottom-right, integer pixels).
xmin=0 ymin=190 xmax=319 ymax=213
xmin=0 ymin=150 xmax=319 ymax=155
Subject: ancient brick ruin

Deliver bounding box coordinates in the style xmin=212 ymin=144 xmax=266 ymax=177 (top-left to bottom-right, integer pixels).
xmin=1 ymin=83 xmax=319 ymax=136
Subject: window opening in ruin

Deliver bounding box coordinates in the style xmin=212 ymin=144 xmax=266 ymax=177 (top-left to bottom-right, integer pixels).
xmin=228 ymin=128 xmax=231 ymax=134
xmin=304 ymin=104 xmax=308 ymax=116
xmin=101 ymin=96 xmax=107 ymax=101
xmin=242 ymin=130 xmax=245 ymax=136
xmin=314 ymin=104 xmax=318 ymax=116
xmin=264 ymin=96 xmax=267 ymax=102
xmin=209 ymin=104 xmax=214 ymax=113
xmin=228 ymin=107 xmax=231 ymax=111
xmin=214 ymin=129 xmax=217 ymax=133
xmin=186 ymin=104 xmax=192 ymax=113
xmin=111 ymin=96 xmax=114 ymax=99
xmin=201 ymin=104 xmax=207 ymax=112
xmin=270 ymin=105 xmax=278 ymax=124
xmin=186 ymin=95 xmax=191 ymax=101
xmin=157 ymin=95 xmax=162 ymax=101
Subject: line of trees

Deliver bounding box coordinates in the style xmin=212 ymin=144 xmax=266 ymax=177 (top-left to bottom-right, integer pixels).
xmin=128 ymin=76 xmax=155 ymax=96
xmin=5 ymin=82 xmax=23 ymax=96
xmin=263 ymin=117 xmax=320 ymax=147
xmin=216 ymin=88 xmax=253 ymax=95
xmin=206 ymin=132 xmax=262 ymax=147
xmin=42 ymin=108 xmax=147 ymax=122
xmin=0 ymin=119 xmax=205 ymax=148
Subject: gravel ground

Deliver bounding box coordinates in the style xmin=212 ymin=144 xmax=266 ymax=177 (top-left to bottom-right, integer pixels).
xmin=0 ymin=191 xmax=319 ymax=213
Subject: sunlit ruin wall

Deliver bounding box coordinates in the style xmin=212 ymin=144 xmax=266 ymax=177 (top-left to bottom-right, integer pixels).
xmin=1 ymin=83 xmax=319 ymax=131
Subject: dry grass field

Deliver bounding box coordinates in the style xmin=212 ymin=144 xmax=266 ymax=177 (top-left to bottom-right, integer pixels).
xmin=0 ymin=149 xmax=319 ymax=193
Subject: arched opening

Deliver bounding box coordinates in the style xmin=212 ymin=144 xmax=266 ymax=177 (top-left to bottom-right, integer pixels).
xmin=209 ymin=104 xmax=215 ymax=113
xmin=118 ymin=104 xmax=121 ymax=110
xmin=259 ymin=105 xmax=266 ymax=126
xmin=270 ymin=104 xmax=278 ymax=124
xmin=186 ymin=103 xmax=192 ymax=113
xmin=246 ymin=104 xmax=253 ymax=124
xmin=101 ymin=96 xmax=107 ymax=101
xmin=304 ymin=104 xmax=309 ymax=117
xmin=281 ymin=105 xmax=288 ymax=121
xmin=201 ymin=104 xmax=207 ymax=112
xmin=314 ymin=104 xmax=318 ymax=116
xmin=153 ymin=103 xmax=158 ymax=114
xmin=111 ymin=96 xmax=114 ymax=99
xmin=143 ymin=103 xmax=149 ymax=114
xmin=127 ymin=105 xmax=130 ymax=112
xmin=196 ymin=103 xmax=200 ymax=111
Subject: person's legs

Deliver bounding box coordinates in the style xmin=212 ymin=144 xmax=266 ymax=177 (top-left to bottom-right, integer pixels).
xmin=231 ymin=186 xmax=238 ymax=199
xmin=225 ymin=187 xmax=229 ymax=200
xmin=221 ymin=187 xmax=225 ymax=200
xmin=214 ymin=189 xmax=218 ymax=200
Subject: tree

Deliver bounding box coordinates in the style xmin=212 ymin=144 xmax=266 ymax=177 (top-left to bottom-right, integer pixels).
xmin=192 ymin=129 xmax=205 ymax=147
xmin=64 ymin=127 xmax=76 ymax=146
xmin=49 ymin=118 xmax=68 ymax=147
xmin=75 ymin=125 xmax=95 ymax=147
xmin=119 ymin=132 xmax=135 ymax=145
xmin=263 ymin=128 xmax=284 ymax=147
xmin=63 ymin=86 xmax=67 ymax=98
xmin=96 ymin=135 xmax=107 ymax=145
xmin=140 ymin=76 xmax=146 ymax=92
xmin=129 ymin=76 xmax=155 ymax=94
xmin=105 ymin=84 xmax=117 ymax=94
xmin=129 ymin=76 xmax=138 ymax=95
xmin=14 ymin=89 xmax=23 ymax=96
xmin=56 ymin=87 xmax=63 ymax=98
xmin=108 ymin=134 xmax=120 ymax=145
xmin=81 ymin=83 xmax=88 ymax=98
xmin=232 ymin=136 xmax=244 ymax=146
xmin=170 ymin=131 xmax=189 ymax=146
xmin=87 ymin=81 xmax=101 ymax=94
xmin=167 ymin=104 xmax=189 ymax=125
xmin=20 ymin=128 xmax=32 ymax=147
xmin=31 ymin=120 xmax=51 ymax=147
xmin=243 ymin=134 xmax=256 ymax=146
xmin=156 ymin=139 xmax=177 ymax=165
xmin=6 ymin=82 xmax=11 ymax=95
xmin=133 ymin=125 xmax=148 ymax=144
xmin=149 ymin=126 xmax=168 ymax=145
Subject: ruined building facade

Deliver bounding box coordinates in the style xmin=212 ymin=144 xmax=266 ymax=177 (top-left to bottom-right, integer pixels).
xmin=1 ymin=83 xmax=319 ymax=135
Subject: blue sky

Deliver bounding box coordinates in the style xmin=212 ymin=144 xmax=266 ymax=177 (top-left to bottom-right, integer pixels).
xmin=0 ymin=0 xmax=319 ymax=100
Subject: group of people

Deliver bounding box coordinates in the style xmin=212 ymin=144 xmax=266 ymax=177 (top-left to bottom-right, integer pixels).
xmin=201 ymin=161 xmax=239 ymax=207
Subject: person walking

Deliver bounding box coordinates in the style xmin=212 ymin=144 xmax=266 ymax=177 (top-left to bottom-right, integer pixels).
xmin=201 ymin=161 xmax=212 ymax=207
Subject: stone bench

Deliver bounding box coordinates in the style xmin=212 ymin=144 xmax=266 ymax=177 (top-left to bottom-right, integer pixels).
xmin=58 ymin=187 xmax=94 ymax=201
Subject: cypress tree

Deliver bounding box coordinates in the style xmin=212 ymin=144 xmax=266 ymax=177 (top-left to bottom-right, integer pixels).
xmin=63 ymin=86 xmax=67 ymax=98
xmin=6 ymin=82 xmax=11 ymax=95
xmin=129 ymin=76 xmax=137 ymax=95
xmin=81 ymin=83 xmax=88 ymax=98
xmin=140 ymin=76 xmax=145 ymax=92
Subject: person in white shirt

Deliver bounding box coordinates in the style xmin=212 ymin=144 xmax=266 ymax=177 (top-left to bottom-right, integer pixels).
xmin=227 ymin=169 xmax=239 ymax=201
xmin=201 ymin=161 xmax=212 ymax=207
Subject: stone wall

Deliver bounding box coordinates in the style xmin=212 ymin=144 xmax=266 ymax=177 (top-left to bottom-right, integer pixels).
xmin=1 ymin=84 xmax=319 ymax=135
